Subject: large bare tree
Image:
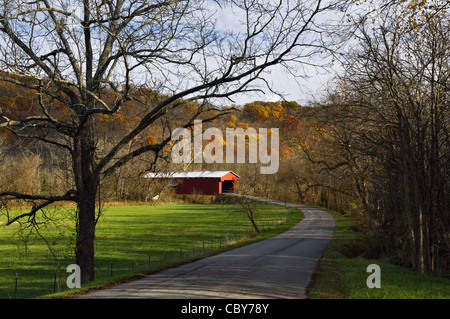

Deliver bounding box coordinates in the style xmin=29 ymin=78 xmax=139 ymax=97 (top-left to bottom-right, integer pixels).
xmin=0 ymin=0 xmax=343 ymax=283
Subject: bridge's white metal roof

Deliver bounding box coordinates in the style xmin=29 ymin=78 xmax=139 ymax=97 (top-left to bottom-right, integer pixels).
xmin=144 ymin=170 xmax=239 ymax=179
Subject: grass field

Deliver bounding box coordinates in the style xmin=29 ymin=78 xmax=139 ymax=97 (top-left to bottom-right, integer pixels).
xmin=0 ymin=199 xmax=301 ymax=299
xmin=308 ymin=208 xmax=450 ymax=299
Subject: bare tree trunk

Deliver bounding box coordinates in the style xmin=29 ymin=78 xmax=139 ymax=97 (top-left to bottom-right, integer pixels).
xmin=73 ymin=119 xmax=98 ymax=283
xmin=240 ymin=194 xmax=261 ymax=234
xmin=399 ymin=121 xmax=418 ymax=271
xmin=76 ymin=189 xmax=97 ymax=283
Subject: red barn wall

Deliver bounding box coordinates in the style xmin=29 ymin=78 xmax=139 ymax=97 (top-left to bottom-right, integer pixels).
xmin=174 ymin=173 xmax=239 ymax=195
xmin=175 ymin=178 xmax=221 ymax=195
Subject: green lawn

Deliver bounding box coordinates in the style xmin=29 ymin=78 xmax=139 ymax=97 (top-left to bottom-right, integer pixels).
xmin=308 ymin=209 xmax=450 ymax=299
xmin=0 ymin=200 xmax=301 ymax=299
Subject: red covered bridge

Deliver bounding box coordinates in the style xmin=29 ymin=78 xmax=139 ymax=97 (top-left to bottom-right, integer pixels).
xmin=144 ymin=171 xmax=240 ymax=195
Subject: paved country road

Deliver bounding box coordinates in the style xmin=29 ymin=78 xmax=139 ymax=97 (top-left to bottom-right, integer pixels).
xmin=79 ymin=196 xmax=336 ymax=299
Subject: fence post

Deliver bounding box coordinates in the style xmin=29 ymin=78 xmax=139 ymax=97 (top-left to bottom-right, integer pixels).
xmin=53 ymin=270 xmax=57 ymax=293
xmin=14 ymin=272 xmax=18 ymax=299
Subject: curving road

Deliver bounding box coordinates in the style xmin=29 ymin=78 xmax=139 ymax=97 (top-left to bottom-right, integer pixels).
xmin=80 ymin=196 xmax=335 ymax=299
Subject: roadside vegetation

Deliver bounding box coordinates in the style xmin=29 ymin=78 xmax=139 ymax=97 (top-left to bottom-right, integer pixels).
xmin=308 ymin=208 xmax=450 ymax=299
xmin=0 ymin=199 xmax=301 ymax=299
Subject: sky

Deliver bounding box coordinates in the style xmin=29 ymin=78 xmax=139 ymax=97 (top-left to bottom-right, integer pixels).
xmin=241 ymin=63 xmax=337 ymax=106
